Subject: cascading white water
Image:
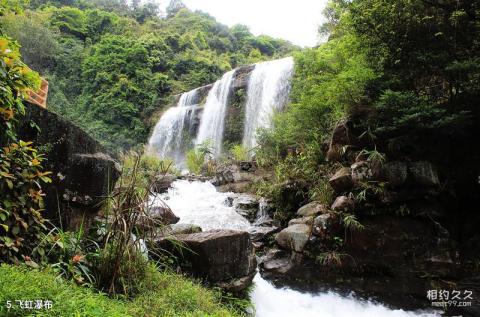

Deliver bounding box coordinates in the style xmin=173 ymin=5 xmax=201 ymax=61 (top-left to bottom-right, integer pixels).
xmin=252 ymin=275 xmax=439 ymax=317
xmin=196 ymin=70 xmax=236 ymax=157
xmin=148 ymin=89 xmax=199 ymax=165
xmin=151 ymin=180 xmax=439 ymax=317
xmin=243 ymin=57 xmax=294 ymax=152
xmin=154 ymin=180 xmax=251 ymax=231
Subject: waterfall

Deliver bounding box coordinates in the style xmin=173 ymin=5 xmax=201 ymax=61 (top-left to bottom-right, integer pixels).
xmin=242 ymin=57 xmax=294 ymax=152
xmin=148 ymin=88 xmax=199 ymax=165
xmin=195 ymin=70 xmax=236 ymax=157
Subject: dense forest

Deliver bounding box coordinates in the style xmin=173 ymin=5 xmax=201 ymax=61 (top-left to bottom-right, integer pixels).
xmin=1 ymin=0 xmax=296 ymax=151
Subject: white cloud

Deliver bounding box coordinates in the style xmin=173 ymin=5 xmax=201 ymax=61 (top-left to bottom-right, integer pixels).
xmin=159 ymin=0 xmax=328 ymax=47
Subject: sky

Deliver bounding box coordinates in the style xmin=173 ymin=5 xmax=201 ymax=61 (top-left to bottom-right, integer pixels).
xmin=159 ymin=0 xmax=329 ymax=47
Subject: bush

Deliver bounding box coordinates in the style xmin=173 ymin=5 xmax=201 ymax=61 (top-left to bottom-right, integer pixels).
xmin=0 ymin=36 xmax=51 ymax=264
xmin=229 ymin=144 xmax=248 ymax=162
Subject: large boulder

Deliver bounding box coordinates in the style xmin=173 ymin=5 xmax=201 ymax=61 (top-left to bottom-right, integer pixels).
xmin=288 ymin=217 xmax=314 ymax=227
xmin=16 ymin=103 xmax=120 ymax=229
xmin=297 ymin=201 xmax=329 ymax=217
xmin=326 ymin=120 xmax=356 ymax=162
xmin=331 ymin=196 xmax=355 ymax=212
xmin=155 ymin=230 xmax=256 ymax=291
xmin=383 ymin=161 xmax=408 ymax=187
xmin=312 ymin=213 xmax=342 ymax=238
xmin=212 ymin=164 xmax=240 ymax=186
xmin=276 ymin=224 xmax=311 ymax=252
xmin=351 ymin=161 xmax=373 ymax=185
xmin=329 ymin=167 xmax=353 ymax=193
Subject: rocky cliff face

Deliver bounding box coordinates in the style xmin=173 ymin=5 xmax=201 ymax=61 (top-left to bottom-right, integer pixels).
xmin=16 ymin=103 xmax=120 ymax=230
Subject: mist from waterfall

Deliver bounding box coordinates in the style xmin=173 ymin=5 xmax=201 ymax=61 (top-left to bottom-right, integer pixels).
xmin=242 ymin=57 xmax=294 ymax=152
xmin=148 ymin=88 xmax=199 ymax=165
xmin=195 ymin=70 xmax=236 ymax=157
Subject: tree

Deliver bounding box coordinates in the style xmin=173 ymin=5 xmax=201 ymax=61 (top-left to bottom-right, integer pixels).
xmin=166 ymin=0 xmax=186 ymax=18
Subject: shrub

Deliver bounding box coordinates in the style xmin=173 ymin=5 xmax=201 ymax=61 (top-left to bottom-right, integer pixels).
xmin=0 ymin=36 xmax=51 ymax=264
xmin=230 ymin=144 xmax=248 ymax=162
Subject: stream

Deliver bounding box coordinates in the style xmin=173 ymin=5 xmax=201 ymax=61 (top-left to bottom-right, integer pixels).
xmin=154 ymin=180 xmax=440 ymax=317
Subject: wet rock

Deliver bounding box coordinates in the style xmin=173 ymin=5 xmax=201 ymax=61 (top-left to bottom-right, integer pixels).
xmin=383 ymin=161 xmax=408 ymax=187
xmin=156 ymin=230 xmax=256 ymax=290
xmin=297 ymin=201 xmax=329 ymax=217
xmin=259 ymin=249 xmax=294 ymax=275
xmin=329 ymin=167 xmax=353 ymax=193
xmin=170 ymin=223 xmax=202 ymax=235
xmin=234 ymin=195 xmax=259 ymax=222
xmin=239 ymin=161 xmax=256 ymax=172
xmin=151 ymin=174 xmax=177 ymax=194
xmin=151 ymin=205 xmax=180 ymax=225
xmin=215 ymin=271 xmax=256 ymax=293
xmin=232 ymin=64 xmax=255 ymax=89
xmin=248 ymin=226 xmax=279 ymax=242
xmin=351 ymin=161 xmax=372 ymax=185
xmin=408 ymin=161 xmax=440 ymax=187
xmin=288 ymin=217 xmax=314 ymax=227
xmin=331 ymin=196 xmax=354 ymax=212
xmin=312 ymin=213 xmax=342 ymax=238
xmin=212 ymin=164 xmax=240 ymax=186
xmin=276 ymin=224 xmax=311 ymax=252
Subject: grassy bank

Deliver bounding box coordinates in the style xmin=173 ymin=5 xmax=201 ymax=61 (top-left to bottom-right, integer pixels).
xmin=0 ymin=264 xmax=237 ymax=317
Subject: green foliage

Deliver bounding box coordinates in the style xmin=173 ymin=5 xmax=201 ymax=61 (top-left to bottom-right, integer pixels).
xmin=37 ymin=226 xmax=97 ymax=286
xmin=1 ymin=2 xmax=296 ymax=153
xmin=230 ymin=144 xmax=248 ymax=162
xmin=257 ymin=32 xmax=376 ymax=164
xmin=0 ymin=264 xmax=129 ymax=316
xmin=0 ymin=264 xmax=238 ymax=316
xmin=186 ymin=140 xmax=213 ymax=174
xmin=0 ymin=36 xmax=51 ymax=264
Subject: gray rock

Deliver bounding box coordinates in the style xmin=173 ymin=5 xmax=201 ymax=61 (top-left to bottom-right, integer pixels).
xmin=409 ymin=161 xmax=440 ymax=187
xmin=216 ymin=271 xmax=256 ymax=293
xmin=383 ymin=161 xmax=408 ymax=187
xmin=331 ymin=196 xmax=354 ymax=212
xmin=151 ymin=174 xmax=177 ymax=194
xmin=275 ymin=224 xmax=311 ymax=252
xmin=234 ymin=195 xmax=259 ymax=222
xmin=170 ymin=223 xmax=202 ymax=235
xmin=351 ymin=161 xmax=372 ymax=185
xmin=15 ymin=103 xmax=120 ymax=230
xmin=151 ymin=205 xmax=180 ymax=225
xmin=212 ymin=164 xmax=240 ymax=185
xmin=288 ymin=217 xmax=314 ymax=227
xmin=155 ymin=230 xmax=256 ymax=290
xmin=329 ymin=167 xmax=353 ymax=193
xmin=313 ymin=213 xmax=342 ymax=238
xmin=297 ymin=201 xmax=328 ymax=217
xmin=326 ymin=120 xmax=356 ymax=162
xmin=248 ymin=226 xmax=279 ymax=242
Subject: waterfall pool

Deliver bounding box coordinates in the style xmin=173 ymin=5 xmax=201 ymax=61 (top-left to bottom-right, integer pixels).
xmin=152 ymin=180 xmax=440 ymax=317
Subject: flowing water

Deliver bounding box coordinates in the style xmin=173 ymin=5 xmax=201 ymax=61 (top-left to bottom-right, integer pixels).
xmin=243 ymin=57 xmax=294 ymax=152
xmin=155 ymin=180 xmax=251 ymax=231
xmin=152 ymin=180 xmax=440 ymax=317
xmin=148 ymin=89 xmax=199 ymax=165
xmin=196 ymin=70 xmax=236 ymax=157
